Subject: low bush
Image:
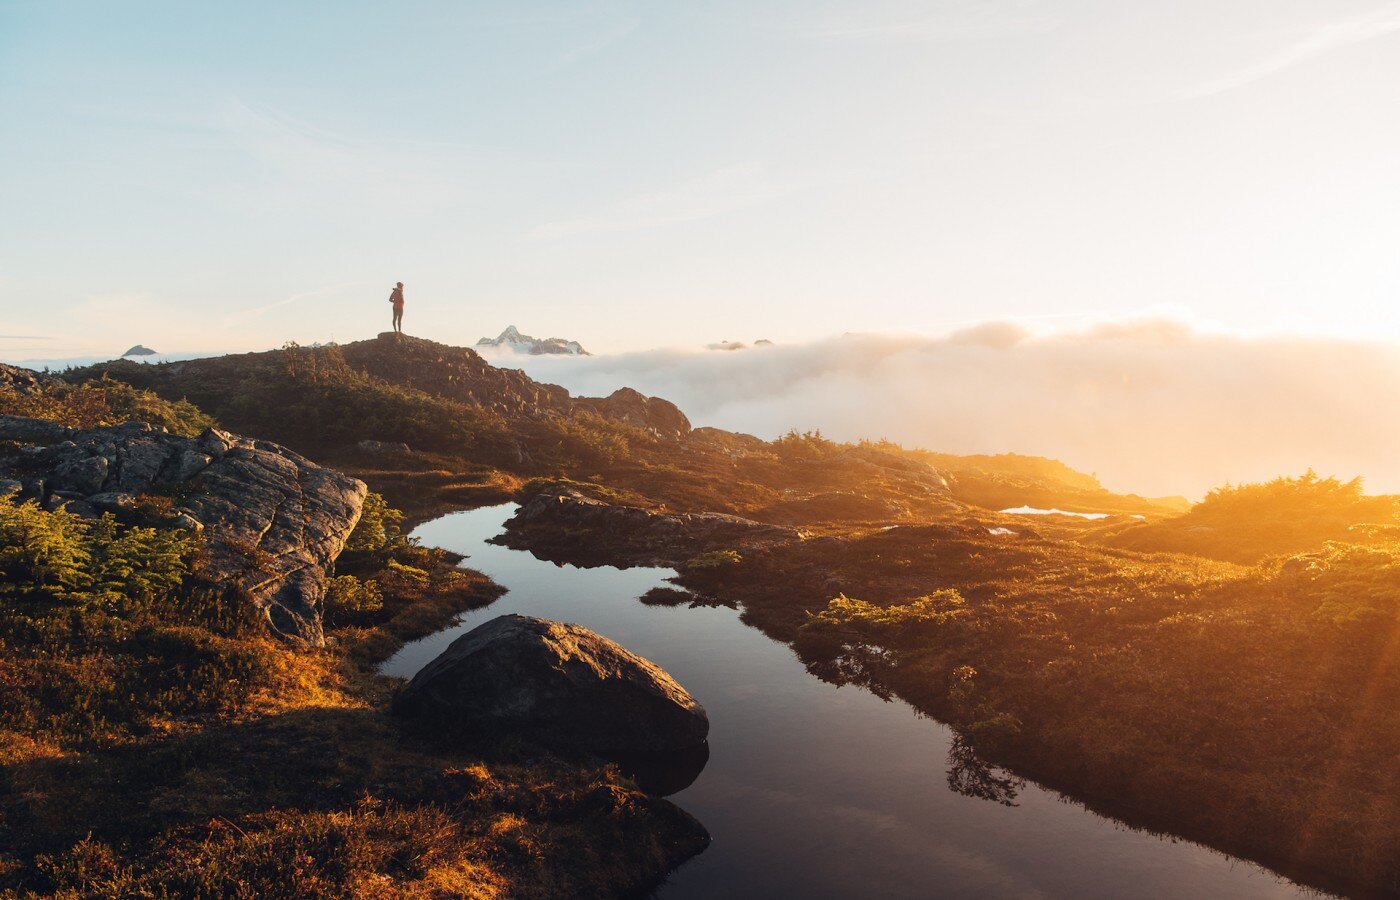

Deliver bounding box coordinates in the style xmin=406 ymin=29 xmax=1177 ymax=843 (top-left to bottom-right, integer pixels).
xmin=0 ymin=376 xmax=212 ymax=436
xmin=684 ymin=550 xmax=743 ymax=570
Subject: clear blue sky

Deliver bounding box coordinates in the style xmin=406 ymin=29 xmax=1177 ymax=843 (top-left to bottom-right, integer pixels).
xmin=2 ymin=0 xmax=1398 ymax=359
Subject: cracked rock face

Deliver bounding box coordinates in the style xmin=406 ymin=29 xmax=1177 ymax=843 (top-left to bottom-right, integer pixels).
xmin=572 ymin=387 xmax=691 ymax=441
xmin=0 ymin=415 xmax=366 ymax=645
xmin=395 ymin=614 xmax=710 ymax=753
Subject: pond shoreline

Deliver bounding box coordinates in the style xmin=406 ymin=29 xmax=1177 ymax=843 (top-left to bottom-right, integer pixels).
xmin=388 ymin=504 xmax=1329 ymax=899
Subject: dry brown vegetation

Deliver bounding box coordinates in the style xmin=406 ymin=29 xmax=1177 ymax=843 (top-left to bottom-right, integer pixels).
xmin=0 ymin=487 xmax=706 ymax=898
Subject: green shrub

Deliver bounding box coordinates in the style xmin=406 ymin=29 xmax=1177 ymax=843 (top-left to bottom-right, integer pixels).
xmin=772 ymin=429 xmax=836 ymax=461
xmin=0 ymin=499 xmax=92 ymax=598
xmin=0 ymin=499 xmax=197 ymax=608
xmin=685 ymin=550 xmax=743 ymax=570
xmin=803 ymin=590 xmax=968 ymax=640
xmin=325 ymin=575 xmax=385 ymax=621
xmin=345 ymin=492 xmax=405 ymax=555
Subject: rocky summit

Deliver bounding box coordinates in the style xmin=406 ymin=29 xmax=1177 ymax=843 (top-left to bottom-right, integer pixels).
xmin=0 ymin=415 xmax=366 ymax=645
xmin=395 ymin=613 xmax=709 ymax=753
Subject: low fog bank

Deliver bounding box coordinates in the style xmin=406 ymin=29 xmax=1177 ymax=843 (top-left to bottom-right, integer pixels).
xmin=484 ymin=321 xmax=1400 ymax=499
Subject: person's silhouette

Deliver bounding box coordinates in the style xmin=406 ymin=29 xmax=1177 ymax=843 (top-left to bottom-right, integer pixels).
xmin=388 ymin=282 xmax=405 ymax=333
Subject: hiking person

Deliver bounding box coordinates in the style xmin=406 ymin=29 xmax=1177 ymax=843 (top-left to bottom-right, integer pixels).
xmin=388 ymin=282 xmax=405 ymax=333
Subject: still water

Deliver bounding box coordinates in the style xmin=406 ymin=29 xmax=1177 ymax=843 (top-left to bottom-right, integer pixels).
xmin=382 ymin=505 xmax=1321 ymax=900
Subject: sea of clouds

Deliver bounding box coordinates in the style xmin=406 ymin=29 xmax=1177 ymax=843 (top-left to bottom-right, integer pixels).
xmin=481 ymin=320 xmax=1400 ymax=499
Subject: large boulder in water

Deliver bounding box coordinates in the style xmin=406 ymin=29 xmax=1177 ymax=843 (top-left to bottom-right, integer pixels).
xmin=395 ymin=614 xmax=709 ymax=753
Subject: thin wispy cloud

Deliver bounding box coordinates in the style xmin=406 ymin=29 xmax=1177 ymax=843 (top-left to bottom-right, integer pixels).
xmin=1178 ymin=1 xmax=1400 ymax=99
xmin=548 ymin=13 xmax=640 ymax=71
xmin=217 ymin=99 xmax=472 ymax=212
xmin=221 ymin=284 xmax=354 ymax=327
xmin=528 ymin=163 xmax=802 ymax=239
xmin=799 ymin=1 xmax=1054 ymax=42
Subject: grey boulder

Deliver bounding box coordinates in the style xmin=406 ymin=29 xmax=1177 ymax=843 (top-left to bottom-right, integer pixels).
xmin=396 ymin=614 xmax=709 ymax=753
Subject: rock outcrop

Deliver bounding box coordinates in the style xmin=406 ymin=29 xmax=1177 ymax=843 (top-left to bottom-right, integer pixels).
xmin=0 ymin=363 xmax=54 ymax=394
xmin=343 ymin=334 xmax=576 ymax=417
xmin=395 ymin=614 xmax=709 ymax=753
xmin=572 ymin=388 xmax=691 ymax=440
xmin=501 ymin=487 xmax=803 ymax=567
xmin=0 ymin=415 xmax=366 ymax=645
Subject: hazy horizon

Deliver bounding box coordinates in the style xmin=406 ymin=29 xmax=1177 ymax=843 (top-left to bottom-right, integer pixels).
xmin=8 ymin=316 xmax=1397 ymax=501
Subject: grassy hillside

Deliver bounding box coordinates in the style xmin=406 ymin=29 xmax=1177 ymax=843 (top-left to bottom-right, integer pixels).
xmin=895 ymin=445 xmax=1189 ymax=515
xmin=1101 ymin=472 xmax=1400 ymax=563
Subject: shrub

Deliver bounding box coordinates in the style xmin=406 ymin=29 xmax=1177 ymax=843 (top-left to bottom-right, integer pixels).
xmin=0 ymin=377 xmax=213 ymax=436
xmin=1276 ymin=541 xmax=1400 ymax=624
xmin=344 ymin=492 xmax=405 ymax=555
xmin=0 ymin=499 xmax=92 ymax=598
xmin=772 ymin=429 xmax=836 ymax=461
xmin=685 ymin=550 xmax=743 ymax=570
xmin=325 ymin=575 xmax=385 ymax=621
xmin=803 ymin=590 xmax=968 ymax=641
xmin=0 ymin=499 xmax=197 ymax=609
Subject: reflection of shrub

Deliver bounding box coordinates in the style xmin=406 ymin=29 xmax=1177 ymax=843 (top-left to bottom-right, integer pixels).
xmin=685 ymin=550 xmax=743 ymax=570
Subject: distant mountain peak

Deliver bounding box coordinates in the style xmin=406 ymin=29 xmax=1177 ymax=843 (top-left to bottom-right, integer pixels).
xmin=477 ymin=326 xmax=588 ymax=356
xmin=122 ymin=344 xmax=157 ymax=357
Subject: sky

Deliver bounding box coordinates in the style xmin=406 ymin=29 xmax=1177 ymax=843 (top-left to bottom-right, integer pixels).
xmin=2 ymin=0 xmax=1399 ymax=360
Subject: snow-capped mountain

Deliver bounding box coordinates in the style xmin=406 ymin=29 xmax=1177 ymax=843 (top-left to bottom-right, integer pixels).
xmin=476 ymin=326 xmax=589 ymax=356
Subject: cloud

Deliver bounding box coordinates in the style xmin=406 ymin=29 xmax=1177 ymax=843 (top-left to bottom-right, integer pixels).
xmin=1178 ymin=1 xmax=1400 ymax=99
xmin=492 ymin=321 xmax=1400 ymax=498
xmin=528 ymin=163 xmax=802 ymax=239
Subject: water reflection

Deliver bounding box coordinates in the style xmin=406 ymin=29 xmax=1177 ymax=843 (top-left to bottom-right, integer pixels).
xmin=384 ymin=505 xmax=1324 ymax=900
xmin=947 ymin=736 xmax=1025 ymax=807
xmin=611 ymin=742 xmax=712 ymax=797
